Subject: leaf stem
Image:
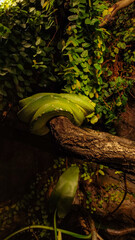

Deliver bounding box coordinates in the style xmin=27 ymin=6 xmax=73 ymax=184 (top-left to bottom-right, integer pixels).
xmin=54 ymin=210 xmax=58 ymax=240
xmin=3 ymin=225 xmax=91 ymax=240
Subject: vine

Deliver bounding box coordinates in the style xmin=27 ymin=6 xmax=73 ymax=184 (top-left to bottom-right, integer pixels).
xmin=60 ymin=0 xmax=134 ymax=131
xmin=0 ymin=0 xmax=134 ymax=131
xmin=0 ymin=0 xmax=58 ymax=109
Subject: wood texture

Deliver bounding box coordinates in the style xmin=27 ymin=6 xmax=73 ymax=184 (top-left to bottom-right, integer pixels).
xmin=49 ymin=116 xmax=135 ymax=175
xmin=99 ymin=0 xmax=134 ymax=27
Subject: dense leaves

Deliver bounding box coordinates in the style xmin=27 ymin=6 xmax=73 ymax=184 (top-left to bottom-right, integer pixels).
xmin=60 ymin=0 xmax=134 ymax=132
xmin=0 ymin=0 xmax=134 ymax=131
xmin=0 ymin=0 xmax=57 ymax=109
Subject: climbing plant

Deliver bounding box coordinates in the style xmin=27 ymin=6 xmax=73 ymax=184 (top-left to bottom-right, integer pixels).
xmin=0 ymin=0 xmax=58 ymax=109
xmin=60 ymin=0 xmax=134 ymax=132
xmin=0 ymin=0 xmax=134 ymax=131
xmin=98 ymin=1 xmax=134 ymax=132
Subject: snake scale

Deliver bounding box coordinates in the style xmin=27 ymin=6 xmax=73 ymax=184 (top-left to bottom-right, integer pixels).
xmin=18 ymin=93 xmax=96 ymax=135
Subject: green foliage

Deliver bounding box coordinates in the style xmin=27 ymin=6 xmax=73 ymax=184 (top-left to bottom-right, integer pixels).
xmin=0 ymin=0 xmax=134 ymax=132
xmin=49 ymin=166 xmax=79 ymax=218
xmin=60 ymin=0 xmax=134 ymax=131
xmin=0 ymin=0 xmax=57 ymax=109
xmin=99 ymin=2 xmax=134 ymax=132
xmin=81 ymin=162 xmax=94 ymax=182
xmin=3 ymin=167 xmax=92 ymax=240
xmin=0 ymin=172 xmax=51 ymax=238
xmin=61 ymin=0 xmax=108 ymax=96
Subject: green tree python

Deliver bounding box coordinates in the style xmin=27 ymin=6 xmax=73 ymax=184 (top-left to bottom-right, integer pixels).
xmin=18 ymin=93 xmax=96 ymax=136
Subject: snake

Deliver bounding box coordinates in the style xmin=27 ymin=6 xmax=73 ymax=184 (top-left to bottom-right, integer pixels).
xmin=18 ymin=93 xmax=96 ymax=135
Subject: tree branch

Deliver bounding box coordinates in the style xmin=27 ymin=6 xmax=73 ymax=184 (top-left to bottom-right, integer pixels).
xmin=99 ymin=0 xmax=135 ymax=27
xmin=49 ymin=116 xmax=135 ymax=175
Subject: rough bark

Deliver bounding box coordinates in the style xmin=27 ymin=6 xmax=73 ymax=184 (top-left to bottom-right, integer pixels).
xmin=49 ymin=116 xmax=135 ymax=238
xmin=49 ymin=116 xmax=135 ymax=175
xmin=99 ymin=0 xmax=134 ymax=27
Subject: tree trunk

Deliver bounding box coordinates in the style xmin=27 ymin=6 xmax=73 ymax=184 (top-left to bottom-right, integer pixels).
xmin=49 ymin=116 xmax=135 ymax=175
xmin=49 ymin=116 xmax=135 ymax=239
xmin=99 ymin=0 xmax=134 ymax=27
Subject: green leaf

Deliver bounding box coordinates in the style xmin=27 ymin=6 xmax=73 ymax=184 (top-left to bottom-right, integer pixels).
xmin=82 ymin=43 xmax=91 ymax=48
xmin=20 ymin=52 xmax=27 ymax=57
xmin=97 ymin=56 xmax=103 ymax=64
xmin=117 ymin=42 xmax=126 ymax=49
xmin=36 ymin=37 xmax=42 ymax=46
xmin=68 ymin=15 xmax=78 ymax=21
xmin=29 ymin=7 xmax=35 ymax=12
xmin=0 ymin=71 xmax=8 ymax=76
xmin=86 ymin=112 xmax=95 ymax=118
xmin=20 ymin=23 xmax=26 ymax=28
xmin=98 ymin=170 xmax=105 ymax=176
xmin=114 ymin=47 xmax=119 ymax=54
xmin=81 ymin=50 xmax=88 ymax=58
xmin=13 ymin=76 xmax=19 ymax=85
xmin=2 ymin=67 xmax=14 ymax=74
xmin=17 ymin=92 xmax=24 ymax=98
xmin=69 ymin=8 xmax=79 ymax=14
xmin=107 ymin=70 xmax=112 ymax=77
xmin=49 ymin=166 xmax=79 ymax=218
xmin=49 ymin=76 xmax=56 ymax=82
xmin=89 ymin=92 xmax=94 ymax=99
xmin=12 ymin=54 xmax=19 ymax=62
xmin=18 ymin=76 xmax=24 ymax=81
xmin=115 ymin=171 xmax=123 ymax=175
xmin=116 ymin=101 xmax=122 ymax=106
xmin=90 ymin=115 xmax=98 ymax=124
xmin=99 ymin=165 xmax=104 ymax=170
xmin=74 ymin=47 xmax=83 ymax=53
xmin=17 ymin=64 xmax=24 ymax=71
xmin=85 ymin=18 xmax=91 ymax=25
xmin=23 ymin=43 xmax=32 ymax=48
xmin=94 ymin=63 xmax=101 ymax=70
xmin=72 ymin=0 xmax=80 ymax=7
xmin=90 ymin=18 xmax=99 ymax=25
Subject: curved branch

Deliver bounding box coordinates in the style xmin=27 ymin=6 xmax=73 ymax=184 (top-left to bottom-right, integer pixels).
xmin=100 ymin=0 xmax=135 ymax=27
xmin=106 ymin=227 xmax=135 ymax=236
xmin=49 ymin=116 xmax=135 ymax=175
